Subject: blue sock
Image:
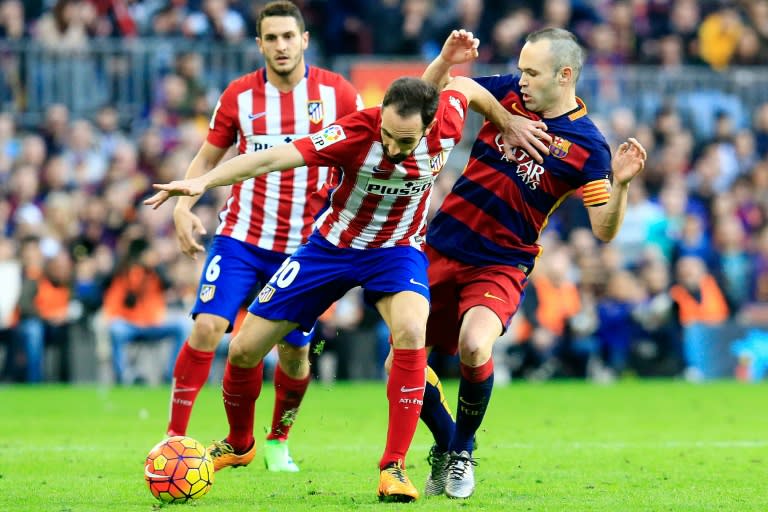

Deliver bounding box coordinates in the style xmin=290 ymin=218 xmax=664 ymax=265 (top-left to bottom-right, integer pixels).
xmin=450 ymin=361 xmax=494 ymax=454
xmin=420 ymin=366 xmax=455 ymax=452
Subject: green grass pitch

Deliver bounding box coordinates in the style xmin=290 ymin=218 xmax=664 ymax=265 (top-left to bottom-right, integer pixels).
xmin=1 ymin=380 xmax=766 ymax=511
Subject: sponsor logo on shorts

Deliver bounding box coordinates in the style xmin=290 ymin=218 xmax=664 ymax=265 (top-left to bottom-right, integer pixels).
xmin=409 ymin=278 xmax=428 ymax=290
xmin=199 ymin=284 xmax=216 ymax=303
xmin=483 ymin=291 xmax=506 ymax=302
xmin=258 ymin=284 xmax=276 ymax=303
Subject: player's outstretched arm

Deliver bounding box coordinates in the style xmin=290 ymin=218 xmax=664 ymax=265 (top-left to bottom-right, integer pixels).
xmin=422 ymin=29 xmax=479 ymax=90
xmin=423 ymin=29 xmax=550 ymax=162
xmin=173 ymin=141 xmax=228 ymax=259
xmin=587 ymin=137 xmax=647 ymax=242
xmin=144 ymin=143 xmax=306 ymax=209
xmin=445 ymin=76 xmax=552 ymax=162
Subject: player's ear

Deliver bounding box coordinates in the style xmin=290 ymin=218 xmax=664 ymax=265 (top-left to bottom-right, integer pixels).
xmin=424 ymin=118 xmax=437 ymax=136
xmin=559 ymin=67 xmax=572 ymax=84
xmin=302 ymin=31 xmax=309 ymax=51
xmin=256 ymin=37 xmax=264 ymax=55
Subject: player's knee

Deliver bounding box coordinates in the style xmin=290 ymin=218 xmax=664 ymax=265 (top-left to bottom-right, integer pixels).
xmin=458 ymin=335 xmax=493 ymax=366
xmin=389 ymin=323 xmax=425 ymax=349
xmin=278 ymin=344 xmax=310 ymax=377
xmin=190 ymin=315 xmax=228 ymax=350
xmin=227 ymin=337 xmax=260 ymax=367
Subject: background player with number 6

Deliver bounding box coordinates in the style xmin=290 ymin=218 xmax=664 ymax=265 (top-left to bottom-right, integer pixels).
xmin=163 ymin=0 xmax=362 ymax=474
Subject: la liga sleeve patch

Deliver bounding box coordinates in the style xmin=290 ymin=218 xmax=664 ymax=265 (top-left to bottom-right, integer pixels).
xmin=310 ymin=125 xmax=347 ymax=151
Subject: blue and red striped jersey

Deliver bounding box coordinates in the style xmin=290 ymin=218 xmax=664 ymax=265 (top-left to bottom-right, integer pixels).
xmin=427 ymin=74 xmax=612 ymax=270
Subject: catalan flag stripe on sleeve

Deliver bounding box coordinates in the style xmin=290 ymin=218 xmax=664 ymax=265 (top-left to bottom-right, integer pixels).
xmin=582 ymin=179 xmax=611 ymax=206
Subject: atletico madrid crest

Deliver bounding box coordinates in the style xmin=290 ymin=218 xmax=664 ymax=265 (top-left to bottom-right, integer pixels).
xmin=549 ymin=136 xmax=572 ymax=159
xmin=429 ymin=150 xmax=446 ymax=173
xmin=258 ymin=285 xmax=276 ymax=303
xmin=199 ymin=284 xmax=216 ymax=303
xmin=308 ymin=101 xmax=324 ymax=124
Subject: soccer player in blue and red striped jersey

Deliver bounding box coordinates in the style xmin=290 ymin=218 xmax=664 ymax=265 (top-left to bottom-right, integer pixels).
xmin=401 ymin=28 xmax=648 ymax=499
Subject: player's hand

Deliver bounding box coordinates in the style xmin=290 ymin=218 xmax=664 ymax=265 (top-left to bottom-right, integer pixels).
xmin=143 ymin=179 xmax=206 ymax=209
xmin=440 ymin=29 xmax=480 ymax=65
xmin=611 ymin=137 xmax=647 ymax=185
xmin=499 ymin=116 xmax=552 ymax=164
xmin=172 ymin=207 xmax=207 ymax=259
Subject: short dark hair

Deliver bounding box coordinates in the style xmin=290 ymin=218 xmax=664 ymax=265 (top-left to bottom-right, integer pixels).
xmin=382 ymin=77 xmax=439 ymax=129
xmin=525 ymin=27 xmax=585 ymax=82
xmin=257 ymin=1 xmax=306 ymax=37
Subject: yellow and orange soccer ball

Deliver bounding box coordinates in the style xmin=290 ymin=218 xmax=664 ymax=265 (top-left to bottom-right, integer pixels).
xmin=144 ymin=436 xmax=214 ymax=503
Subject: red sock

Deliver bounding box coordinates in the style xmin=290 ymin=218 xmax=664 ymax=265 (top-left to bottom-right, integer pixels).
xmin=379 ymin=348 xmax=427 ymax=470
xmin=166 ymin=341 xmax=216 ymax=436
xmin=222 ymin=360 xmax=264 ymax=453
xmin=267 ymin=364 xmax=310 ymax=441
xmin=460 ymin=359 xmax=494 ymax=383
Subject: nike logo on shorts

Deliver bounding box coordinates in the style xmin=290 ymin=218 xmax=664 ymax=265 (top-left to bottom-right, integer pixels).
xmin=483 ymin=291 xmax=506 ymax=302
xmin=409 ymin=278 xmax=428 ymax=290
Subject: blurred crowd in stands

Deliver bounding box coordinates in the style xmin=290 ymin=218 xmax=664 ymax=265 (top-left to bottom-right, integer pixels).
xmin=2 ymin=0 xmax=768 ymax=385
xmin=3 ymin=0 xmax=768 ymax=67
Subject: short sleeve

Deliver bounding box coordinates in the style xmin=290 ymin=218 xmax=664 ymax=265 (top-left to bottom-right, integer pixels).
xmin=472 ymin=74 xmax=519 ymax=101
xmin=437 ymin=90 xmax=468 ymax=142
xmin=582 ymin=141 xmax=612 ymax=207
xmin=336 ymin=78 xmax=364 ymax=116
xmin=206 ymin=86 xmax=238 ymax=149
xmin=293 ymin=112 xmax=370 ymax=168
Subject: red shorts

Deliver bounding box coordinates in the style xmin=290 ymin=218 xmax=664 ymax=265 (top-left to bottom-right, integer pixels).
xmin=425 ymin=244 xmax=528 ymax=355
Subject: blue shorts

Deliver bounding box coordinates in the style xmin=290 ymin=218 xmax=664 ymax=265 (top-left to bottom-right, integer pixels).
xmin=248 ymin=235 xmax=430 ymax=342
xmin=192 ymin=235 xmax=314 ymax=345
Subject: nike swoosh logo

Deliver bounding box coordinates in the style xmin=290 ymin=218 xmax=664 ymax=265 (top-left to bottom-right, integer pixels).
xmin=409 ymin=278 xmax=428 ymax=290
xmin=400 ymin=385 xmax=425 ymax=393
xmin=172 ymin=387 xmax=197 ymax=393
xmin=483 ymin=291 xmax=506 ymax=303
xmin=510 ymin=102 xmax=534 ymax=119
xmin=144 ymin=464 xmax=172 ymax=480
xmin=459 ymin=397 xmax=482 ymax=406
xmin=248 ymin=112 xmax=267 ymax=120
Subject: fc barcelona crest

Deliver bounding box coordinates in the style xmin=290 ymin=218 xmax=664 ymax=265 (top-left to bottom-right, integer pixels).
xmin=199 ymin=284 xmax=216 ymax=303
xmin=549 ymin=136 xmax=572 ymax=159
xmin=258 ymin=285 xmax=276 ymax=303
xmin=308 ymin=101 xmax=324 ymax=124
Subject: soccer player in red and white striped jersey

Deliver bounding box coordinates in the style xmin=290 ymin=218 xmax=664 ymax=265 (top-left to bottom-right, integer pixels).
xmin=146 ymin=71 xmax=526 ymax=501
xmin=165 ymin=1 xmax=362 ymax=473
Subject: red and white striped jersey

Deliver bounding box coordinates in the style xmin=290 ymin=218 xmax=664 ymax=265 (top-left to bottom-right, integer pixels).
xmin=206 ymin=65 xmax=362 ymax=253
xmin=293 ymin=90 xmax=468 ymax=250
